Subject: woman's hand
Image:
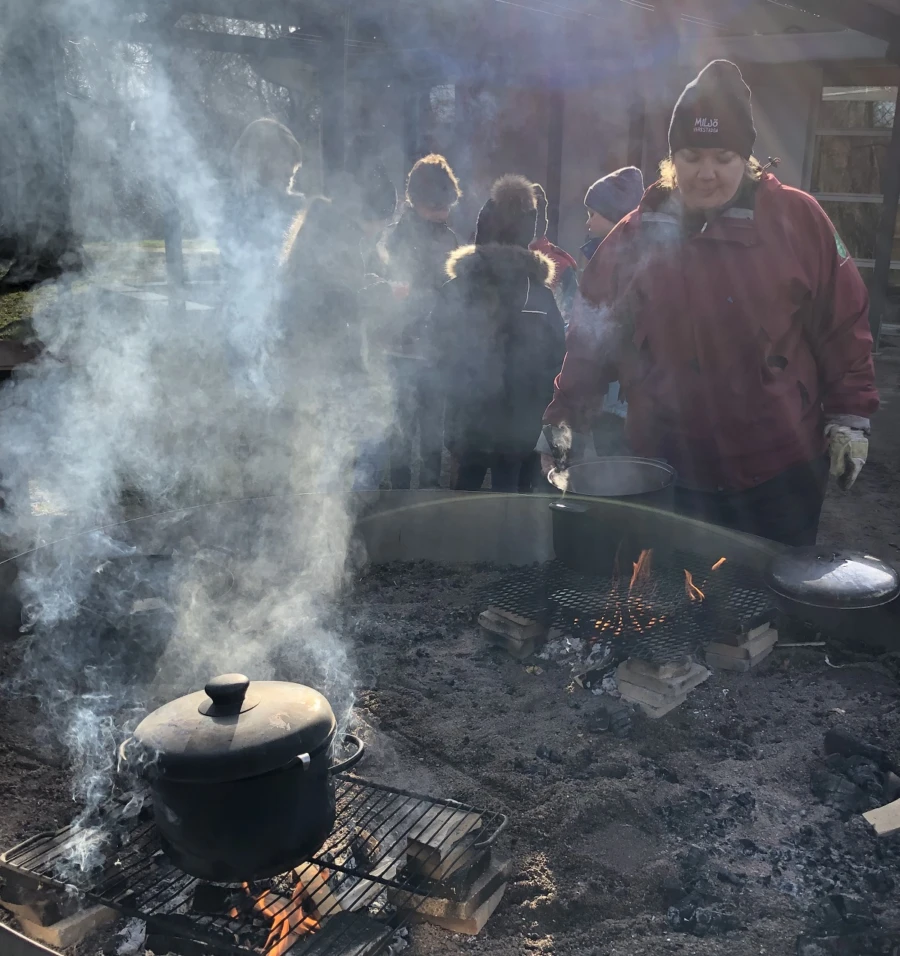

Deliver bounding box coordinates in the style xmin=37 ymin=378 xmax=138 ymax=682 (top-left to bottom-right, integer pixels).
xmin=826 ymin=423 xmax=868 ymax=491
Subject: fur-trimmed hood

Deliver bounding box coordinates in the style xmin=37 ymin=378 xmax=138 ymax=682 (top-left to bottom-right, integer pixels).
xmin=445 ymin=243 xmax=557 ymax=287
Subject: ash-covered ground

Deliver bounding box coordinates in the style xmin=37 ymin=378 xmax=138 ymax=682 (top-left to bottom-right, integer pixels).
xmin=1 ymin=346 xmax=899 ymax=956
xmin=344 ymin=561 xmax=900 ymax=956
xmin=1 ymin=560 xmax=900 ymax=956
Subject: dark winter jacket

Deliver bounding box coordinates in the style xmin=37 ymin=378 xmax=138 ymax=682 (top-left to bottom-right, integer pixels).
xmin=379 ymin=205 xmax=459 ymax=357
xmin=220 ymin=187 xmax=305 ymax=275
xmin=545 ymin=173 xmax=879 ymax=492
xmin=432 ymin=244 xmax=566 ymax=457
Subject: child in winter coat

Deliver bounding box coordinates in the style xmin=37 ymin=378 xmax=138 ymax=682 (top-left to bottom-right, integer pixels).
xmin=580 ymin=166 xmax=645 ymax=264
xmin=431 ymin=175 xmax=566 ymax=492
xmin=379 ymin=154 xmax=462 ymax=488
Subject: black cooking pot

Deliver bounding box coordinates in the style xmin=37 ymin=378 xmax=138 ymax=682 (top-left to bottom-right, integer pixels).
xmin=120 ymin=674 xmax=364 ymax=882
xmin=550 ymin=457 xmax=677 ymax=576
xmin=765 ymin=548 xmax=900 ymax=646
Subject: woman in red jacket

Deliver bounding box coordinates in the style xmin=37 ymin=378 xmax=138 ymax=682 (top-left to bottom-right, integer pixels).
xmin=541 ymin=60 xmax=878 ymax=546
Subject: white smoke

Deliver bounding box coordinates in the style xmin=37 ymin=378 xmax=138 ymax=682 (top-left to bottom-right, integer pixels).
xmin=0 ymin=0 xmax=396 ymax=870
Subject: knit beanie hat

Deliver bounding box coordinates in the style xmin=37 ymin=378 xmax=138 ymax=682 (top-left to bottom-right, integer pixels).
xmin=584 ymin=167 xmax=645 ymax=223
xmin=475 ymin=175 xmax=538 ymax=247
xmin=668 ymin=60 xmax=756 ymax=159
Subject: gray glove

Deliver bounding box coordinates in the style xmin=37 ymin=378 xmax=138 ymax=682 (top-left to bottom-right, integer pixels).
xmin=825 ymin=423 xmax=868 ymax=492
xmin=536 ymin=425 xmax=592 ymax=490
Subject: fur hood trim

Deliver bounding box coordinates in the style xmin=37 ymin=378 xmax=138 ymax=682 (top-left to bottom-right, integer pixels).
xmin=446 ymin=243 xmax=556 ymax=287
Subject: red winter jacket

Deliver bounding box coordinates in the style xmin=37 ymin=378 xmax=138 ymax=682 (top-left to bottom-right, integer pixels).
xmin=543 ymin=173 xmax=878 ymax=492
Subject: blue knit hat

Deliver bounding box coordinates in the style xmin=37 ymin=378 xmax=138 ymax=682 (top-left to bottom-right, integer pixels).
xmin=584 ymin=167 xmax=645 ymax=224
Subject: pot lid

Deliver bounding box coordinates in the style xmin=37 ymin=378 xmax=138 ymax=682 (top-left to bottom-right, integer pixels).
xmin=129 ymin=674 xmax=336 ymax=783
xmin=766 ymin=549 xmax=900 ymax=610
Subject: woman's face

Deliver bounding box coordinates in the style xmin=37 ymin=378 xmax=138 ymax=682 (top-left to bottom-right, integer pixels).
xmin=673 ymin=148 xmax=746 ymax=210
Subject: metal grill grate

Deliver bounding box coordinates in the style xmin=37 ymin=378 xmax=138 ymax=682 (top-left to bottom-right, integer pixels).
xmin=1 ymin=777 xmax=507 ymax=956
xmin=481 ymin=556 xmax=774 ymax=663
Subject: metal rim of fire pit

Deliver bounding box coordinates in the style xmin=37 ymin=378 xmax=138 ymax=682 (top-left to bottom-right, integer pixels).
xmin=1 ymin=776 xmax=508 ymax=956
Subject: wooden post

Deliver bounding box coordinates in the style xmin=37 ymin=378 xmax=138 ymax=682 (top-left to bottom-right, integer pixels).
xmin=546 ymin=89 xmax=564 ymax=244
xmin=868 ymin=82 xmax=900 ymax=350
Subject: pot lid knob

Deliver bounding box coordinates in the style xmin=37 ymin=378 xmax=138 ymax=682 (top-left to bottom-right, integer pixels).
xmin=203 ymin=674 xmax=251 ymax=716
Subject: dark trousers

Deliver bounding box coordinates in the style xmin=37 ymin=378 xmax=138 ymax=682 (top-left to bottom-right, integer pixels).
xmin=389 ymin=365 xmax=444 ymax=490
xmin=592 ymin=414 xmax=629 ymax=457
xmin=673 ymin=456 xmax=829 ymax=547
xmin=453 ymin=453 xmax=524 ymax=492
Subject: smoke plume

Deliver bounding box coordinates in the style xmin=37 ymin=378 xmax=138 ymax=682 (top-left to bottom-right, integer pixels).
xmin=0 ymin=0 xmax=395 ymax=872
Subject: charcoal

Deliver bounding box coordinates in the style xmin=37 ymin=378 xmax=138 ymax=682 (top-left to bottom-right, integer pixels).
xmin=824 ymin=730 xmax=897 ymax=774
xmin=864 ymin=869 xmax=895 ymax=895
xmin=190 ymin=883 xmax=241 ymax=915
xmin=810 ymin=770 xmax=865 ymax=814
xmin=716 ymin=868 xmax=746 ymax=886
xmin=536 ymin=744 xmax=563 ymax=763
xmin=845 ymin=757 xmax=884 ymax=794
xmin=682 ymin=845 xmax=709 ymax=871
xmin=807 ymin=894 xmax=877 ymax=937
xmin=798 ymin=932 xmax=900 ymax=956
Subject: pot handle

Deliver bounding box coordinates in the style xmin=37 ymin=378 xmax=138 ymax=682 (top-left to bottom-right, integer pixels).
xmin=330 ymin=733 xmax=365 ymax=774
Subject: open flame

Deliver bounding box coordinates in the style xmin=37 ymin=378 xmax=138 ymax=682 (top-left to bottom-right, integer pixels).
xmin=684 ymin=569 xmax=705 ymax=602
xmin=629 ymin=549 xmax=653 ymax=592
xmin=583 ymin=549 xmax=728 ymax=644
xmin=229 ymin=867 xmax=332 ymax=955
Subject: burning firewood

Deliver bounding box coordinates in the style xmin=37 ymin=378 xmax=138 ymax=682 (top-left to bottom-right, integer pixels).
xmin=229 ymin=881 xmax=321 ymax=956
xmin=290 ymin=862 xmax=344 ymax=921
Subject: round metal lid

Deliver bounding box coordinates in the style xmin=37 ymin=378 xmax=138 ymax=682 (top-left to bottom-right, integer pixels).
xmin=130 ymin=674 xmax=336 ymax=783
xmin=766 ymin=549 xmax=900 ymax=610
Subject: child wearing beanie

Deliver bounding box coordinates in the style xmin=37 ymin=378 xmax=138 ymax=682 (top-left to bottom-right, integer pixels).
xmin=582 ymin=166 xmax=645 ymax=263
xmin=379 ymin=154 xmax=461 ymax=490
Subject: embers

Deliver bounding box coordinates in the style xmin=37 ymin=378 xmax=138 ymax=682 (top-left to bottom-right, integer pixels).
xmin=565 ymin=552 xmax=729 ymax=644
xmin=1 ymin=779 xmax=508 ymax=956
xmin=228 ymin=875 xmax=324 ymax=955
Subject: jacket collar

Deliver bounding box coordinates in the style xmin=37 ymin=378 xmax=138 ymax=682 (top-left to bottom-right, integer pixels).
xmin=446 ymin=242 xmax=556 ymax=286
xmin=396 ymin=203 xmax=453 ymax=238
xmin=638 ymin=173 xmax=778 ymax=247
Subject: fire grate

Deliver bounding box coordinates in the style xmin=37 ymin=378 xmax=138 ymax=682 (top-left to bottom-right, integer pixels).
xmin=482 ymin=556 xmax=774 ymax=663
xmin=1 ymin=777 xmax=507 ymax=956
